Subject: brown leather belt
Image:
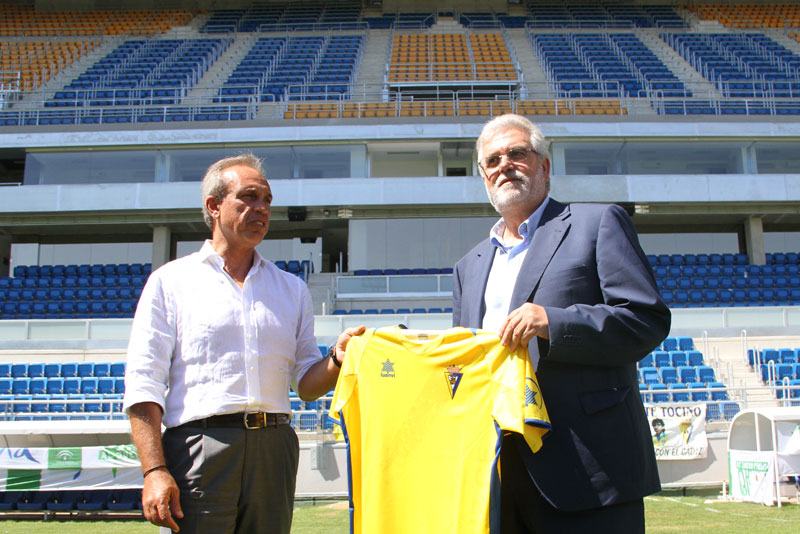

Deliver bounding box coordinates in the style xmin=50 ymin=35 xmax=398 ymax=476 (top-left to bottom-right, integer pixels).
xmin=181 ymin=412 xmax=291 ymax=430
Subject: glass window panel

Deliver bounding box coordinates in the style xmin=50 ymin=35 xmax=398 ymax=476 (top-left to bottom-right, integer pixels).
xmin=337 ymin=277 xmax=387 ymax=294
xmin=755 ymin=143 xmax=800 ymax=173
xmin=388 ymin=275 xmax=438 ymax=293
xmin=25 ymin=151 xmax=157 ymax=185
xmin=439 ymin=275 xmax=453 ymax=292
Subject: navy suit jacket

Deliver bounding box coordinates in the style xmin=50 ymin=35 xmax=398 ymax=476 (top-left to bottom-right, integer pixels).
xmin=453 ymin=199 xmax=670 ymax=512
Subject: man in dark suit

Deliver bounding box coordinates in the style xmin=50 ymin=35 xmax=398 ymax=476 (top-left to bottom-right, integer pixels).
xmin=452 ymin=114 xmax=671 ymax=533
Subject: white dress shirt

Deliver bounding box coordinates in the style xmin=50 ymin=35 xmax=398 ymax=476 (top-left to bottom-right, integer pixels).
xmin=482 ymin=197 xmax=550 ymax=332
xmin=123 ymin=240 xmax=323 ymax=428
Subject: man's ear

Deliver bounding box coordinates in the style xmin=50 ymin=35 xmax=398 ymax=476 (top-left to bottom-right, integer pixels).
xmin=205 ymin=195 xmax=220 ymax=221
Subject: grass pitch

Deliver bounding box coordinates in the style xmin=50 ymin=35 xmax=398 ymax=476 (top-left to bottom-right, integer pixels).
xmin=0 ymin=494 xmax=797 ymax=533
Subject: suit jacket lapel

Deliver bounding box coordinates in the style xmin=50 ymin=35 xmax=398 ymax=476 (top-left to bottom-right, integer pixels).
xmin=509 ymin=200 xmax=571 ymax=311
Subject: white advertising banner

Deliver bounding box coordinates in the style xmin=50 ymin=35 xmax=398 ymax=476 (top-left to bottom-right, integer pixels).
xmin=729 ymin=450 xmax=776 ymax=506
xmin=0 ymin=444 xmax=142 ymax=491
xmin=644 ymin=403 xmax=708 ymax=460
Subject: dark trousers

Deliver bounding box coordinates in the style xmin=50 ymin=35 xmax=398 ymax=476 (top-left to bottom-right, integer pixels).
xmin=500 ymin=434 xmax=645 ymax=534
xmin=163 ymin=423 xmax=299 ymax=534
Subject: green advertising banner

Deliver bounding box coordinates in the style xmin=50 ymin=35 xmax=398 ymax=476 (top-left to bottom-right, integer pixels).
xmin=0 ymin=445 xmax=142 ymax=491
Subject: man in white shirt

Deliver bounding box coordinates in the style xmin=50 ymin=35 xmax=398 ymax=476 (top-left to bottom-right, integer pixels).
xmin=123 ymin=153 xmax=363 ymax=534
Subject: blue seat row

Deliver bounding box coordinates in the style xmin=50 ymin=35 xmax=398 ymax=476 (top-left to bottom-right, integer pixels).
xmin=640 ymin=365 xmax=715 ymax=385
xmin=759 ymin=363 xmax=800 ymax=383
xmin=657 ymin=336 xmax=694 ymax=352
xmin=658 ymin=274 xmax=800 ymax=290
xmin=332 ymin=307 xmax=452 ymax=316
xmin=12 ymin=263 xmax=151 ymax=278
xmin=1 ymin=274 xmax=148 ymax=289
xmin=640 ymin=348 xmax=702 ymax=368
xmin=0 ymin=490 xmax=142 ymax=512
xmin=0 ymin=376 xmax=124 ymax=395
xmin=0 ymin=299 xmax=138 ymax=319
xmin=660 ymin=287 xmax=800 ymax=307
xmin=748 ymin=348 xmax=800 ymax=366
xmin=0 ymin=362 xmax=125 ymax=379
xmin=0 ymin=391 xmax=122 ymax=412
xmin=640 ymin=381 xmax=728 ymax=402
xmin=351 ymin=267 xmax=453 ymax=276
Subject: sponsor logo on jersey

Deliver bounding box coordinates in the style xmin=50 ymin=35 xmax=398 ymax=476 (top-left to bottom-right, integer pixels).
xmin=381 ymin=358 xmax=396 ymax=378
xmin=445 ymin=365 xmax=463 ymax=399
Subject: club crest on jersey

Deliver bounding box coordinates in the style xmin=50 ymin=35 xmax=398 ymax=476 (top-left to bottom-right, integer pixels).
xmin=525 ymin=377 xmax=540 ymax=407
xmin=381 ymin=358 xmax=396 ymax=378
xmin=445 ymin=365 xmax=463 ymax=399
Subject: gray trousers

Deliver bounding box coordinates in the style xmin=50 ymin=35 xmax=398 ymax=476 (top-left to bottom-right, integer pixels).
xmin=163 ymin=422 xmax=299 ymax=534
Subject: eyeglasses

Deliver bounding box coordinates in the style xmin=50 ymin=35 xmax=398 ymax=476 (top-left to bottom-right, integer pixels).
xmin=478 ymin=147 xmax=538 ymax=171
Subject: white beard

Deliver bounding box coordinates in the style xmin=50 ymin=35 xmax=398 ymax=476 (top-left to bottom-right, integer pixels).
xmin=488 ymin=165 xmax=545 ymax=214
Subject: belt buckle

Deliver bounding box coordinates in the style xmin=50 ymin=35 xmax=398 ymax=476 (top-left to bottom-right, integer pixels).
xmin=243 ymin=411 xmax=266 ymax=430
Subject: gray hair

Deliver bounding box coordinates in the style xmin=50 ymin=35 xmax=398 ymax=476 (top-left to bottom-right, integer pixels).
xmin=200 ymin=153 xmax=265 ymax=230
xmin=475 ymin=114 xmax=550 ymax=164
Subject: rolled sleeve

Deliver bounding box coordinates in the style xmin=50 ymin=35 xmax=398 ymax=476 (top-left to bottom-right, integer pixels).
xmin=290 ymin=287 xmax=324 ymax=392
xmin=122 ymin=273 xmax=175 ymax=413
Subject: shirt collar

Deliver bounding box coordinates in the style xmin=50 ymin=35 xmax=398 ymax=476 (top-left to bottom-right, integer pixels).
xmin=490 ymin=196 xmax=551 ymax=253
xmin=197 ymin=240 xmax=267 ymax=273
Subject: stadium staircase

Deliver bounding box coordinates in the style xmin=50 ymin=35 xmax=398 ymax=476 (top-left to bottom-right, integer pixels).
xmin=349 ymin=28 xmax=387 ymax=98
xmin=184 ymin=32 xmax=258 ymax=102
xmin=506 ymin=29 xmax=550 ymax=98
xmin=307 ymin=272 xmax=336 ymax=316
xmin=635 ymin=29 xmax=720 ymax=98
xmin=711 ymin=338 xmax=779 ymax=409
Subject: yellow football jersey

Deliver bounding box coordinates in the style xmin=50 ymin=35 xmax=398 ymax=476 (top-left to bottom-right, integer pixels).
xmin=329 ymin=327 xmax=551 ymax=534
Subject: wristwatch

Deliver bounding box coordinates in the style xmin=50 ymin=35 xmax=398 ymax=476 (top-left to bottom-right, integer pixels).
xmin=328 ymin=345 xmax=341 ymax=368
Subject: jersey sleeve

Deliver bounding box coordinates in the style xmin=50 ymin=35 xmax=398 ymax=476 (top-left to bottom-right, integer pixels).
xmin=491 ymin=344 xmax=551 ymax=453
xmin=328 ymin=329 xmax=370 ymax=425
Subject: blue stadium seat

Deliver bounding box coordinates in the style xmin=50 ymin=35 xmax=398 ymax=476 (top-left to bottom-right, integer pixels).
xmin=27 ymin=363 xmax=45 ymax=378
xmin=76 ymin=490 xmax=111 ymax=511
xmin=677 ymin=366 xmax=697 ymax=384
xmin=649 ymin=384 xmax=669 ymax=402
xmin=48 ymin=398 xmax=67 ymax=416
xmin=659 ymin=367 xmax=677 ymax=384
xmin=61 ymin=362 xmax=78 ymax=377
xmin=77 ymin=362 xmax=94 ymax=378
xmin=640 ymin=366 xmax=659 ymax=384
xmin=46 ymin=377 xmax=65 ymax=395
xmin=697 ymin=365 xmax=715 ymax=384
xmin=661 ymin=337 xmax=678 ymax=351
xmin=686 ymin=350 xmax=703 ymax=366
xmin=12 ymin=378 xmax=30 ymax=395
xmin=11 ymin=363 xmax=28 ymax=378
xmin=29 ymin=378 xmax=47 ymax=395
xmin=669 ymin=351 xmax=687 ymax=367
xmin=46 ymin=491 xmax=80 ymax=512
xmin=688 ymin=382 xmax=708 ymax=401
xmin=98 ymin=377 xmax=116 ymax=395
xmin=94 ymin=362 xmax=111 ymax=377
xmin=63 ymin=377 xmax=81 ymax=395
xmin=669 ymin=383 xmax=689 ymax=402
xmin=107 ymin=489 xmax=141 ymax=511
xmin=652 ymin=351 xmax=670 ymax=367
xmin=81 ymin=377 xmax=99 ymax=394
